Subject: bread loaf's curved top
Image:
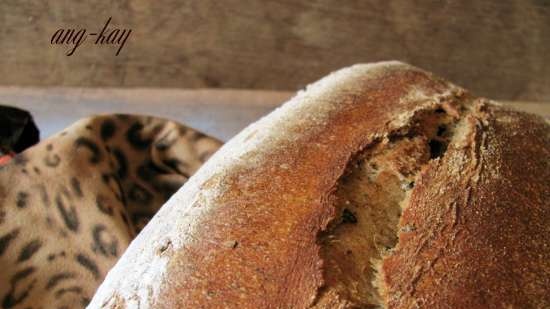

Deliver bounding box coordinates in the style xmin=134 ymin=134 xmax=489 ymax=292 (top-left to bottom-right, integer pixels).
xmin=88 ymin=61 xmax=549 ymax=309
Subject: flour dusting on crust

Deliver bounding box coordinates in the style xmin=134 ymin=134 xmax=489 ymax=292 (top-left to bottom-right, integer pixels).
xmin=88 ymin=61 xmax=468 ymax=308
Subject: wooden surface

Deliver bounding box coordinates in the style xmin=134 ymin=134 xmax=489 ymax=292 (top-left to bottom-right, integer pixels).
xmin=0 ymin=87 xmax=548 ymax=142
xmin=1 ymin=1 xmax=550 ymax=101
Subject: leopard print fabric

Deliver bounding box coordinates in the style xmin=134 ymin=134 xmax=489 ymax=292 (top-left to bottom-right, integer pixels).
xmin=0 ymin=114 xmax=222 ymax=309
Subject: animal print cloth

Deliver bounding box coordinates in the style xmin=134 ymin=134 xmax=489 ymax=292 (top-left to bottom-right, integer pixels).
xmin=0 ymin=114 xmax=222 ymax=309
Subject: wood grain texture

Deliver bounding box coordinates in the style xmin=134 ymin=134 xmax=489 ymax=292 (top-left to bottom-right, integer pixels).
xmin=0 ymin=87 xmax=547 ymax=141
xmin=0 ymin=0 xmax=549 ymax=101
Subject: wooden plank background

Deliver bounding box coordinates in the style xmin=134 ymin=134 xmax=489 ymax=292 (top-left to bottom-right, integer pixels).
xmin=1 ymin=87 xmax=548 ymax=141
xmin=0 ymin=1 xmax=549 ymax=101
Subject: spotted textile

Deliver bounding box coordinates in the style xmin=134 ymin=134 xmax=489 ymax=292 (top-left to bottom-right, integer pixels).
xmin=0 ymin=114 xmax=222 ymax=309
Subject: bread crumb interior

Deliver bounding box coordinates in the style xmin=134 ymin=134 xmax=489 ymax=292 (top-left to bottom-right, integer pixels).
xmin=312 ymin=110 xmax=456 ymax=308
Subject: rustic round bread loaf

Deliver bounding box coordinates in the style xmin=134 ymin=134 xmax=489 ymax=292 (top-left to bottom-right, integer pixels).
xmin=88 ymin=61 xmax=549 ymax=309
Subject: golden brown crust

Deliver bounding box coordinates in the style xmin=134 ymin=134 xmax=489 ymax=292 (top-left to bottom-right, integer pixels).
xmin=152 ymin=63 xmax=459 ymax=309
xmin=380 ymin=104 xmax=550 ymax=309
xmin=88 ymin=62 xmax=549 ymax=309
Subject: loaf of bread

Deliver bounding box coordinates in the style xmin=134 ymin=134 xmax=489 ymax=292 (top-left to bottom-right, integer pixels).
xmin=88 ymin=61 xmax=549 ymax=309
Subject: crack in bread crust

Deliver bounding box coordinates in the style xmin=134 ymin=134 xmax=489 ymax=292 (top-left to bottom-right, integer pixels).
xmin=312 ymin=108 xmax=460 ymax=308
xmin=312 ymin=110 xmax=459 ymax=308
